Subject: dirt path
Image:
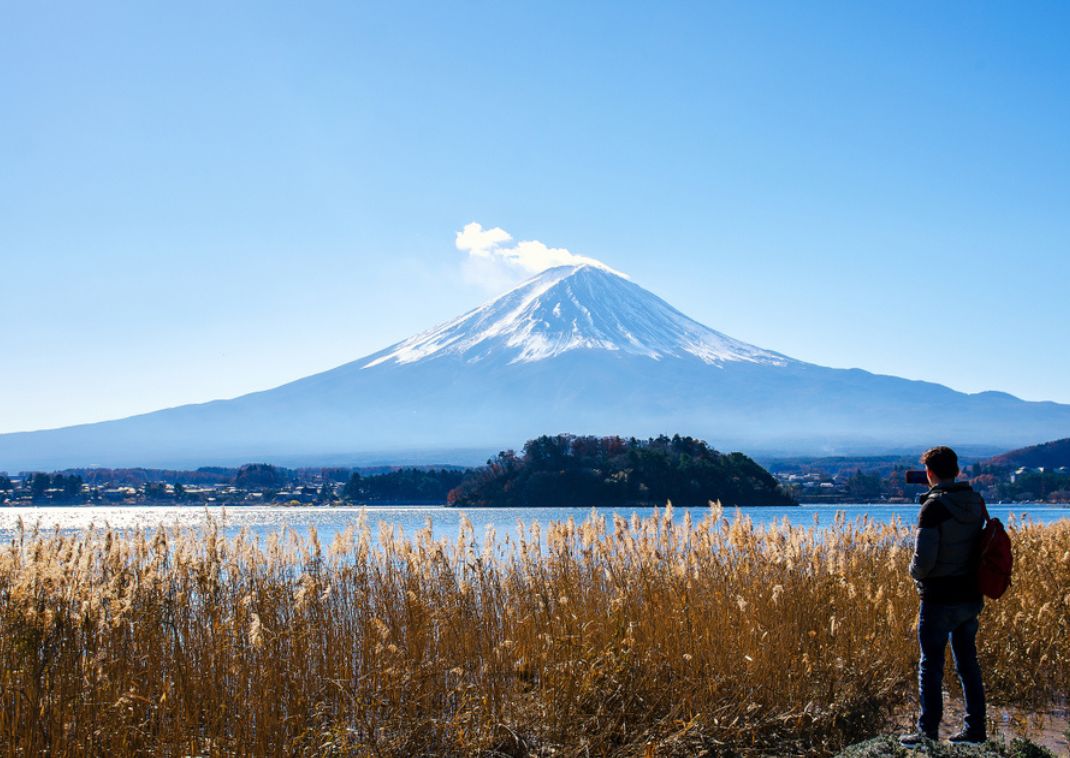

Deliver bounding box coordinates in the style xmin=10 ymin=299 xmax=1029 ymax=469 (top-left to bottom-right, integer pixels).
xmin=891 ymin=700 xmax=1068 ymax=755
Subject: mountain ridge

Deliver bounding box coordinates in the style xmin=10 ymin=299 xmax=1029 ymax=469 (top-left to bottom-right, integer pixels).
xmin=987 ymin=437 xmax=1070 ymax=469
xmin=1 ymin=265 xmax=1068 ymax=470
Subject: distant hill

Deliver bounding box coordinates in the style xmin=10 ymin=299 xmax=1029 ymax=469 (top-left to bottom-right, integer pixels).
xmin=987 ymin=437 xmax=1070 ymax=469
xmin=762 ymin=455 xmax=917 ymax=479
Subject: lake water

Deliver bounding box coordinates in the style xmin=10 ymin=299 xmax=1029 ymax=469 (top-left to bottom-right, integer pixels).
xmin=0 ymin=503 xmax=1065 ymax=546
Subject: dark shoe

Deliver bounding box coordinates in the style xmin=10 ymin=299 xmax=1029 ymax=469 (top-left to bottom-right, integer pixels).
xmin=899 ymin=731 xmax=937 ymax=748
xmin=948 ymin=729 xmax=986 ymax=745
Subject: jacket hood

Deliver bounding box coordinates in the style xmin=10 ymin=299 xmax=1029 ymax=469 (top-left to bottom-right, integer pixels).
xmin=926 ymin=481 xmax=985 ymax=524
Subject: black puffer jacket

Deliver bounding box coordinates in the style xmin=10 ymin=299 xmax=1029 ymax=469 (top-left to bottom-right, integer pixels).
xmin=908 ymin=481 xmax=985 ymax=604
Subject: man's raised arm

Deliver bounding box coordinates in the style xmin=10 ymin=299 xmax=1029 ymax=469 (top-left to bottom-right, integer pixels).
xmin=909 ymin=497 xmax=950 ymax=580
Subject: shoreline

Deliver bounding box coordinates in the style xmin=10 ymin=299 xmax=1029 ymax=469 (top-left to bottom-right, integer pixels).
xmin=2 ymin=499 xmax=1069 ymax=508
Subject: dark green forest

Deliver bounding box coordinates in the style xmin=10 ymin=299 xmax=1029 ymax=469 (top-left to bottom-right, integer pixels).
xmin=447 ymin=434 xmax=795 ymax=508
xmin=342 ymin=468 xmax=466 ymax=504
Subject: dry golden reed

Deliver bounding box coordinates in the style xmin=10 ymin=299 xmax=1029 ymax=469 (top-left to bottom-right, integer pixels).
xmin=0 ymin=507 xmax=1066 ymax=757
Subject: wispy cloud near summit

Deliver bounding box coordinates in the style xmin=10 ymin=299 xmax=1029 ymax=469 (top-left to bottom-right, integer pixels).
xmin=455 ymin=222 xmax=624 ymax=291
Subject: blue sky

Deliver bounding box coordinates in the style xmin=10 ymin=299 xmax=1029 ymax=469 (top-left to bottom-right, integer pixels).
xmin=2 ymin=2 xmax=1068 ymax=434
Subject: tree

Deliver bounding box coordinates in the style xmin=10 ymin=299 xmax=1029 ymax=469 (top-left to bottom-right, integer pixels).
xmin=60 ymin=475 xmax=84 ymax=503
xmin=846 ymin=469 xmax=881 ymax=499
xmin=342 ymin=472 xmax=364 ymax=501
xmin=235 ymin=464 xmax=289 ymax=489
xmin=144 ymin=482 xmax=168 ymax=501
xmin=30 ymin=473 xmax=50 ymax=503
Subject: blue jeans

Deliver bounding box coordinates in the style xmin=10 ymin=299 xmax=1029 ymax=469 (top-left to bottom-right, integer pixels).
xmin=917 ymin=600 xmax=985 ymax=737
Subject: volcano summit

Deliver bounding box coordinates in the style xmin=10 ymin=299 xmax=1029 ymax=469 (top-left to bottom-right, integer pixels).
xmin=2 ymin=264 xmax=1068 ymax=469
xmin=365 ymin=264 xmax=790 ymax=368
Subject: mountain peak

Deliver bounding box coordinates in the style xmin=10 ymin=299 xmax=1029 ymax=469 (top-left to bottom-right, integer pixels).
xmin=363 ymin=264 xmax=792 ymax=369
xmin=539 ymin=261 xmax=628 ymax=279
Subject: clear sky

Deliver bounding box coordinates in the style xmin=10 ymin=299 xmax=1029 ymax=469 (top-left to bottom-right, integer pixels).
xmin=2 ymin=2 xmax=1068 ymax=434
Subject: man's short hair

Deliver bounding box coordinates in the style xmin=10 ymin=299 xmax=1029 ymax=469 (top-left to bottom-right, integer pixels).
xmin=921 ymin=446 xmax=959 ymax=480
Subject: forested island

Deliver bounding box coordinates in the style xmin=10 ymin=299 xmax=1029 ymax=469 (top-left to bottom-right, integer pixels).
xmin=448 ymin=434 xmax=795 ymax=507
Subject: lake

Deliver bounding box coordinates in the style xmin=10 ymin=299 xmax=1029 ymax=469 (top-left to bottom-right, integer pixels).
xmin=1 ymin=503 xmax=1066 ymax=546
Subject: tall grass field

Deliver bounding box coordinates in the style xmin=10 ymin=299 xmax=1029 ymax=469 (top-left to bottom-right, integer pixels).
xmin=1 ymin=507 xmax=1067 ymax=756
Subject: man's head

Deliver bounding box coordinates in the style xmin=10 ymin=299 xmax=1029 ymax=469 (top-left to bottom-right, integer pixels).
xmin=921 ymin=446 xmax=959 ymax=486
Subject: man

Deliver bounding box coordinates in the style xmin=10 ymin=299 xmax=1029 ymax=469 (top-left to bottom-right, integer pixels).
xmin=899 ymin=446 xmax=987 ymax=747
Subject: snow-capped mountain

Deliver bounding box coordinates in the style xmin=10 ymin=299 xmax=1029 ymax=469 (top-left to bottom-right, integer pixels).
xmin=364 ymin=265 xmax=790 ymax=368
xmin=1 ymin=264 xmax=1068 ymax=469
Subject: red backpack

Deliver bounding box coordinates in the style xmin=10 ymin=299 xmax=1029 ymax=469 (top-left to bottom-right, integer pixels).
xmin=977 ymin=499 xmax=1013 ymax=599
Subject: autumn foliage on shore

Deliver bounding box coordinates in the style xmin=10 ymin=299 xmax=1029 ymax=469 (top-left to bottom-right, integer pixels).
xmin=1 ymin=508 xmax=1067 ymax=756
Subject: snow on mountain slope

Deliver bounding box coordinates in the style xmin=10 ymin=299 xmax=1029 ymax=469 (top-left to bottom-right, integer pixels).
xmin=365 ymin=264 xmax=793 ymax=368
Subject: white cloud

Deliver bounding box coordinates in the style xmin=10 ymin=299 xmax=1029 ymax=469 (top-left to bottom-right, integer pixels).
xmin=454 ymin=222 xmax=625 ymax=290
xmin=455 ymin=223 xmax=513 ymax=258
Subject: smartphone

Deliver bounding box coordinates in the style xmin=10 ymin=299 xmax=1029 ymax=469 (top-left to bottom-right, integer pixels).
xmin=905 ymin=470 xmax=929 ymax=485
